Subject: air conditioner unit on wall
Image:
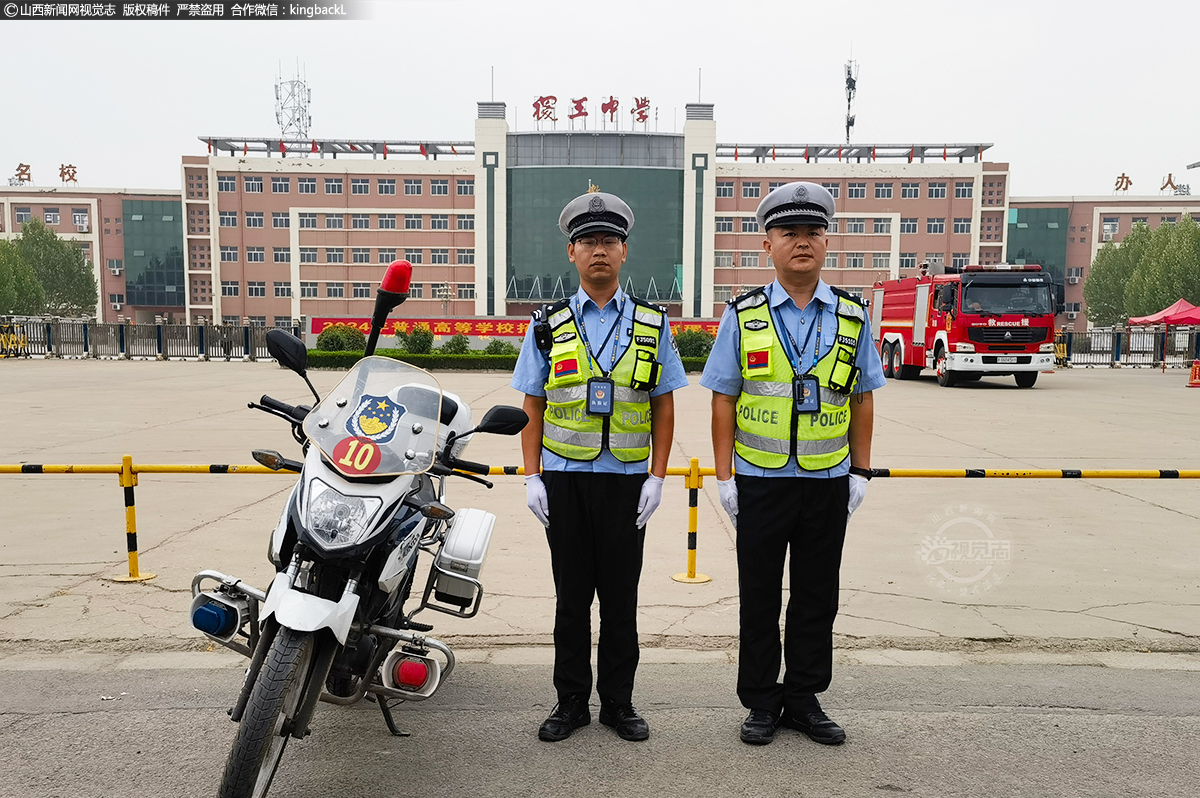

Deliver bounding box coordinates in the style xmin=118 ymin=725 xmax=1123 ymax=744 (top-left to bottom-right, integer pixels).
xmin=111 ymin=302 xmax=123 ymax=310
xmin=1067 ymin=276 xmax=1079 ymax=284
xmin=1067 ymin=312 xmax=1077 ymax=319
xmin=109 ymin=265 xmax=122 ymax=275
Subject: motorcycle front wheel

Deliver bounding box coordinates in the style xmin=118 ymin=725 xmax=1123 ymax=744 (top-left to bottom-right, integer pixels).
xmin=218 ymin=627 xmax=315 ymax=798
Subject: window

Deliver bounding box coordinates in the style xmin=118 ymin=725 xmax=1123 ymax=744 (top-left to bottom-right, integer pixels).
xmin=1067 ymin=267 xmax=1083 ymax=278
xmin=272 ymin=177 xmax=290 ymax=194
xmin=219 ymin=211 xmax=237 ymax=227
xmin=1162 ymin=216 xmax=1176 ymax=224
xmin=352 ymin=213 xmax=370 ymax=229
xmin=821 ymin=182 xmax=840 ymax=198
xmin=841 ymin=287 xmax=864 ymax=301
xmin=924 ymin=253 xmax=945 ymax=267
xmin=274 ymin=282 xmax=292 ymax=297
xmin=300 ymin=282 xmax=318 ymax=298
xmin=218 ymin=175 xmax=236 ymax=192
xmin=352 ymin=247 xmax=370 ymax=263
xmin=430 ymin=179 xmax=449 ymax=196
xmin=1102 ymin=217 xmax=1119 ymax=241
xmin=900 ymin=253 xmax=916 ymax=270
xmin=875 ymin=182 xmax=893 ymax=199
xmin=298 ymin=213 xmax=316 ymax=229
xmin=874 ymin=218 xmax=891 ymax=234
xmin=846 ymin=218 xmax=865 ymax=234
xmin=220 ymin=246 xmax=238 ymax=262
xmin=325 ymin=215 xmax=344 ymax=230
xmin=405 ymin=214 xmax=423 ymax=230
xmin=927 ymin=218 xmax=946 ymax=234
xmin=714 ymin=286 xmax=733 ymax=302
xmin=245 ymin=212 xmax=264 ymax=228
xmin=272 ymin=212 xmax=289 ymax=228
xmin=273 ymin=248 xmax=291 ymax=263
xmin=246 ymin=316 xmax=267 ymax=328
xmin=716 ymin=181 xmax=733 ymax=198
xmin=404 ymin=248 xmax=423 ymax=264
xmin=15 ymin=207 xmax=30 ymax=223
xmin=244 ymin=176 xmax=263 ymax=193
xmin=847 ymin=182 xmax=866 ymax=199
xmin=457 ymin=249 xmax=475 ymax=264
xmin=325 ymin=178 xmax=343 ymax=195
xmin=952 ymin=253 xmax=969 ymax=268
xmin=845 ymin=253 xmax=864 ymax=268
xmin=108 ymin=293 xmax=126 ymax=304
xmin=72 ymin=209 xmax=88 ymax=228
xmin=325 ymin=248 xmax=345 ymax=263
xmin=351 ymin=178 xmax=370 ymax=195
xmin=873 ymin=253 xmax=890 ymax=270
xmin=298 ymin=177 xmax=316 ymax=194
xmin=741 ymin=252 xmax=759 ymax=269
xmin=714 ymin=251 xmax=733 ymax=268
xmin=457 ymin=179 xmax=474 ymax=196
xmin=247 ymin=281 xmax=266 ymax=296
xmin=379 ymin=214 xmax=396 ymax=229
xmin=409 ymin=283 xmax=424 ymax=298
xmin=222 ymin=315 xmax=242 ymax=326
xmin=221 ymin=281 xmax=239 ymax=296
xmin=378 ymin=178 xmax=396 ymax=195
xmin=431 ymin=248 xmax=449 ymax=264
xmin=106 ymin=258 xmax=122 ymax=272
xmin=823 ymin=253 xmax=839 ymax=269
xmin=431 ymin=283 xmax=450 ymax=299
xmin=379 ymin=248 xmax=397 ymax=263
xmin=326 ymin=283 xmax=345 ymax=298
xmin=457 ymin=215 xmax=475 ymax=230
xmin=955 ymin=181 xmax=973 ymax=198
xmin=901 ymin=182 xmax=920 ymax=199
xmin=404 ymin=179 xmax=422 ymax=196
xmin=953 ymin=218 xmax=972 ymax=234
xmin=768 ymin=181 xmax=786 ymax=191
xmin=1066 ymin=302 xmax=1082 ymax=313
xmin=715 ymin=217 xmax=734 ymax=233
xmin=742 ymin=182 xmax=761 ymax=199
xmin=827 ymin=219 xmax=839 ymax=233
xmin=299 ymin=248 xmax=317 ymax=263
xmin=353 ymin=282 xmax=371 ymax=298
xmin=928 ymin=182 xmax=947 ymax=199
xmin=274 ymin=317 xmax=293 ymax=328
xmin=246 ymin=247 xmax=265 ymax=263
xmin=1132 ymin=216 xmax=1148 ymax=225
xmin=431 ymin=214 xmax=449 ymax=230
xmin=457 ymin=284 xmax=476 ymax=299
xmin=741 ymin=217 xmax=760 ymax=233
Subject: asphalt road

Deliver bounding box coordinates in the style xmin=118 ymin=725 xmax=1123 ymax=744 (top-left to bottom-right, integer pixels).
xmin=2 ymin=662 xmax=1197 ymax=798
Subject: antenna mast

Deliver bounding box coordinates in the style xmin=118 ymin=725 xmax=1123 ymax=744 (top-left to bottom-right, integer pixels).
xmin=844 ymin=59 xmax=858 ymax=144
xmin=275 ymin=65 xmax=312 ymax=152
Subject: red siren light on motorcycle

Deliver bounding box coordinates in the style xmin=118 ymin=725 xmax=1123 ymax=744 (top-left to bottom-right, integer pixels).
xmin=395 ymin=658 xmax=429 ymax=690
xmin=381 ymin=260 xmax=413 ymax=294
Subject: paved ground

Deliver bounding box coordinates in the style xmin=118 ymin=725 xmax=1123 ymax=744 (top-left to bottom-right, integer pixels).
xmin=0 ymin=361 xmax=1198 ymax=655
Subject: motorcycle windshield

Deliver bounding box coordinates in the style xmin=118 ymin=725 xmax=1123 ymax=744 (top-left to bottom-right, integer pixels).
xmin=303 ymin=357 xmax=443 ymax=478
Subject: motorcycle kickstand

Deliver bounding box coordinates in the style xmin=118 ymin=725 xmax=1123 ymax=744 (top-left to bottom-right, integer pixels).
xmin=376 ymin=697 xmax=410 ymax=737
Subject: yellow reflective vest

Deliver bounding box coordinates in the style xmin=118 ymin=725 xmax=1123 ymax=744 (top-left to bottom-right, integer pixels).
xmin=541 ymin=298 xmax=664 ymax=462
xmin=733 ymin=288 xmax=864 ymax=471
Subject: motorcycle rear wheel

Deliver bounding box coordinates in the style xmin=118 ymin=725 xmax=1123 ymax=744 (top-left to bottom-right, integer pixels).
xmin=218 ymin=628 xmax=314 ymax=798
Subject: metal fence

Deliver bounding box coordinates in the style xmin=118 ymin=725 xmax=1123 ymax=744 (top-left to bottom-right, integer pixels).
xmin=1055 ymin=326 xmax=1200 ymax=368
xmin=0 ymin=317 xmax=300 ymax=362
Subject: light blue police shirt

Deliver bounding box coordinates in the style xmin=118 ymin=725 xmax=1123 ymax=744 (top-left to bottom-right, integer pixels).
xmin=699 ymin=279 xmax=886 ymax=479
xmin=512 ymin=286 xmax=690 ymax=474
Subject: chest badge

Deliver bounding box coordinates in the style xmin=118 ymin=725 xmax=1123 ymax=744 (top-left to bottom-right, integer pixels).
xmin=743 ymin=319 xmax=769 ymax=331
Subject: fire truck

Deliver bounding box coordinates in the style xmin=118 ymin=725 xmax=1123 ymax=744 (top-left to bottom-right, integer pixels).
xmin=871 ymin=264 xmax=1063 ymax=388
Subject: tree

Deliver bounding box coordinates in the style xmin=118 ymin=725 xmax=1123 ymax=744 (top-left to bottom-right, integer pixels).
xmin=11 ymin=219 xmax=97 ymax=317
xmin=1161 ymin=214 xmax=1200 ymax=306
xmin=0 ymin=239 xmax=46 ymax=315
xmin=1124 ymin=219 xmax=1182 ymax=318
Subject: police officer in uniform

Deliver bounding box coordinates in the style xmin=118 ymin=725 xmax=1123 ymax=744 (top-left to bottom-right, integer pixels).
xmin=512 ymin=191 xmax=689 ymax=742
xmin=700 ymin=182 xmax=885 ymax=746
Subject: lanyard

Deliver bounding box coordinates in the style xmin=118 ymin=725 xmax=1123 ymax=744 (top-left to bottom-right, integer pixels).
xmin=772 ymin=300 xmax=822 ymax=377
xmin=573 ymin=295 xmax=625 ymax=377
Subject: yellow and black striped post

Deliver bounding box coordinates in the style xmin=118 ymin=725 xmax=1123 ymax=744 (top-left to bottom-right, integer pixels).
xmin=113 ymin=455 xmax=155 ymax=582
xmin=672 ymin=457 xmax=711 ymax=584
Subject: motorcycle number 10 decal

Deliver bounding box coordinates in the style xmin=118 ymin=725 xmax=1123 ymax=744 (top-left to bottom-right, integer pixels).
xmin=331 ymin=436 xmax=383 ymax=475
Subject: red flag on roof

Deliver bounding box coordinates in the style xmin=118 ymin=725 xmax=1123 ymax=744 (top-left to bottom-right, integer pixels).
xmin=804 ymin=146 xmax=809 ymax=163
xmin=207 ymin=139 xmax=212 ymax=154
xmin=350 ymin=143 xmax=357 ymax=151
xmin=734 ymin=145 xmax=738 ymax=161
xmin=243 ymin=142 xmax=247 ymax=156
xmin=872 ymin=147 xmax=877 ymax=161
xmin=837 ymin=146 xmax=842 ymax=161
xmin=420 ymin=143 xmax=428 ymax=158
xmin=279 ymin=141 xmax=286 ymax=156
xmin=908 ymin=147 xmax=913 ymax=163
xmin=451 ymin=144 xmax=458 ymax=156
xmin=383 ymin=142 xmax=388 ymax=159
xmin=772 ymin=146 xmax=776 ymax=161
xmin=943 ymin=145 xmax=947 ymax=161
xmin=311 ymin=139 xmax=318 ymax=153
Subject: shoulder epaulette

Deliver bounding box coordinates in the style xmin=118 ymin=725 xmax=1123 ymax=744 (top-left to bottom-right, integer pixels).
xmin=731 ymin=285 xmax=768 ymax=310
xmin=830 ymin=287 xmax=864 ymax=306
xmin=630 ymin=296 xmax=667 ymax=314
xmin=831 ymin=288 xmax=866 ymax=321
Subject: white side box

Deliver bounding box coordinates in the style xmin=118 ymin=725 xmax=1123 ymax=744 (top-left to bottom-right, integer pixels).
xmin=434 ymin=508 xmax=496 ymax=606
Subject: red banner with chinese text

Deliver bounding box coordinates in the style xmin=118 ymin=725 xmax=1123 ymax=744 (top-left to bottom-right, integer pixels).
xmin=311 ymin=318 xmax=722 ymax=338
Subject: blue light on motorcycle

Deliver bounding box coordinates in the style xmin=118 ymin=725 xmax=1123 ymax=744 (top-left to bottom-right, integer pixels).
xmin=192 ymin=601 xmax=239 ymax=638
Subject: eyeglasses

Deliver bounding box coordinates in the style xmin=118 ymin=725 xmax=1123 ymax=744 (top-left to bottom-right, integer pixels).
xmin=574 ymin=236 xmax=622 ymax=250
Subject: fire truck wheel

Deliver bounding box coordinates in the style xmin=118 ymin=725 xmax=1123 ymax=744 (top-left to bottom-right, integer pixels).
xmin=935 ymin=348 xmax=958 ymax=388
xmin=882 ymin=343 xmax=895 ymax=378
xmin=1015 ymin=372 xmax=1038 ymax=388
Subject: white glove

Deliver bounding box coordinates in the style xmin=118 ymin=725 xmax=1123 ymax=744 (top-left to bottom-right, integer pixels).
xmin=636 ymin=475 xmax=664 ymax=528
xmin=847 ymin=474 xmax=869 ymax=519
xmin=717 ymin=478 xmax=738 ymax=528
xmin=525 ymin=474 xmax=550 ymax=527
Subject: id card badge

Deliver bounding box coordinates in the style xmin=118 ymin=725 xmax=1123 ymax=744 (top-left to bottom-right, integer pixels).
xmin=587 ymin=377 xmax=615 ymax=417
xmin=794 ymin=376 xmax=820 ymax=414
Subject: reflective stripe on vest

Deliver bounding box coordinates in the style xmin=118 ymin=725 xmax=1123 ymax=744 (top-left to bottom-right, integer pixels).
xmin=543 ymin=424 xmax=652 ymax=451
xmin=734 ymin=428 xmax=849 ymax=456
xmin=738 ymin=380 xmax=850 ymax=407
xmin=545 ymin=384 xmax=650 ymax=405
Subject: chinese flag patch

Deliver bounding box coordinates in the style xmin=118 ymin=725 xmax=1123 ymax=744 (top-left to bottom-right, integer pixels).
xmin=747 ymin=350 xmax=770 ymax=370
xmin=554 ymin=358 xmax=579 ymax=377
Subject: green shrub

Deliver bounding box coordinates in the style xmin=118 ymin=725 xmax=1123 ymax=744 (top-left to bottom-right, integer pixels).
xmin=674 ymin=329 xmax=716 ymax=358
xmin=439 ymin=333 xmax=471 ymax=355
xmin=484 ymin=338 xmax=519 ymax=356
xmin=681 ymin=356 xmax=708 ymax=373
xmin=393 ymin=329 xmax=409 ymax=350
xmin=316 ymin=324 xmax=367 ymax=352
xmin=405 ymin=327 xmax=434 ymax=354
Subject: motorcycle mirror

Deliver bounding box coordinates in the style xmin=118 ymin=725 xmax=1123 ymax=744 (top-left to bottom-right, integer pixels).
xmin=476 ymin=406 xmax=529 ymax=436
xmin=266 ymin=329 xmax=308 ymax=375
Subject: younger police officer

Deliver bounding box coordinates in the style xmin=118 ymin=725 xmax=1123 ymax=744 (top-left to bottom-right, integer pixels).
xmin=700 ymin=182 xmax=885 ymax=747
xmin=512 ymin=191 xmax=688 ymax=743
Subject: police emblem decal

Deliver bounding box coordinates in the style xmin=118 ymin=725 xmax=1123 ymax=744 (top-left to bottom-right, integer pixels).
xmin=553 ymin=331 xmax=577 ymax=343
xmin=743 ymin=319 xmax=769 ymax=331
xmin=792 ymin=184 xmax=809 ymax=203
xmin=588 ymin=196 xmax=605 ymax=213
xmin=345 ymin=394 xmax=404 ymax=443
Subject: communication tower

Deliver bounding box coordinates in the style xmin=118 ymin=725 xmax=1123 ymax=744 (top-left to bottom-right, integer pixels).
xmin=844 ymin=60 xmax=859 ymax=144
xmin=275 ymin=66 xmax=312 ymax=147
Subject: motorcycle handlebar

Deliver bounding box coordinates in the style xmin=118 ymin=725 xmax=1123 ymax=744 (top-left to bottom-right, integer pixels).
xmin=259 ymin=395 xmax=308 ymax=422
xmin=448 ymin=457 xmax=490 ymax=476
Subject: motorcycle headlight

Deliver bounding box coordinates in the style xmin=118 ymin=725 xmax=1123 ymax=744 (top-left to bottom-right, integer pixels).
xmin=305 ymin=479 xmax=383 ymax=550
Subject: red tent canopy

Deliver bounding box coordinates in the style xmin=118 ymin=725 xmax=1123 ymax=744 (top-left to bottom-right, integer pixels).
xmin=1162 ymin=306 xmax=1200 ymax=325
xmin=1128 ymin=299 xmax=1197 ymax=324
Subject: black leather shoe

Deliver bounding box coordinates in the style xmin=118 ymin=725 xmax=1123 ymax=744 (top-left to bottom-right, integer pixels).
xmin=780 ymin=709 xmax=846 ymax=745
xmin=739 ymin=709 xmax=779 ymax=745
xmin=599 ymin=702 xmax=649 ymax=741
xmin=538 ymin=694 xmax=590 ymax=742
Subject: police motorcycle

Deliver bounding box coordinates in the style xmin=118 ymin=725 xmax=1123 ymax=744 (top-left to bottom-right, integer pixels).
xmin=189 ymin=260 xmax=528 ymax=798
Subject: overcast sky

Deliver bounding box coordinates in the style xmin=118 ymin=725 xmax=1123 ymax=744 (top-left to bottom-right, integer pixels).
xmin=3 ymin=0 xmax=1197 ymax=197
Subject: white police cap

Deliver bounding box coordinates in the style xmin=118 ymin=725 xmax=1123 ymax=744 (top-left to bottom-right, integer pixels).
xmin=755 ymin=181 xmax=836 ymax=231
xmin=558 ymin=192 xmax=635 ymax=241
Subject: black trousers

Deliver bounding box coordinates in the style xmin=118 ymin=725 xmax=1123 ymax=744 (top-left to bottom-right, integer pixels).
xmin=542 ymin=470 xmax=647 ymax=706
xmin=735 ymin=474 xmax=849 ymax=716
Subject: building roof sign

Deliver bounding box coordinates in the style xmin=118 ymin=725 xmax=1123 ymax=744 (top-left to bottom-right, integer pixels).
xmin=714 ymin=142 xmax=993 ymax=163
xmin=197 ymin=137 xmax=476 ymax=159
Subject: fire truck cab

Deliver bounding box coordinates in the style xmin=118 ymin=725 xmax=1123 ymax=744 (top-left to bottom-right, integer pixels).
xmin=871 ymin=264 xmax=1063 ymax=388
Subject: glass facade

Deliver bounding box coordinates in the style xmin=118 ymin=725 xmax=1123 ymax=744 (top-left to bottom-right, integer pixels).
xmin=1006 ymin=207 xmax=1069 ymax=281
xmin=123 ymin=199 xmax=184 ymax=307
xmin=506 ymin=166 xmax=684 ymax=304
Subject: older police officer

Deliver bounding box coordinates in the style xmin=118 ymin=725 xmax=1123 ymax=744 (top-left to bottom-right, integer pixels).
xmin=700 ymin=181 xmax=885 ymax=746
xmin=512 ymin=191 xmax=688 ymax=742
